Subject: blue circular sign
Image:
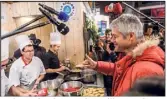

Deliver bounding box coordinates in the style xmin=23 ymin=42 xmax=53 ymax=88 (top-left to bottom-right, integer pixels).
xmin=63 ymin=6 xmax=71 ymax=15
xmin=60 ymin=2 xmax=75 ymax=17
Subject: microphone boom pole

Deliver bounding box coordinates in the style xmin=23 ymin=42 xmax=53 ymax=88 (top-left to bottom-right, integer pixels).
xmin=13 ymin=15 xmax=45 ymax=32
xmin=1 ymin=21 xmax=50 ymax=40
xmin=122 ymin=2 xmax=165 ymax=29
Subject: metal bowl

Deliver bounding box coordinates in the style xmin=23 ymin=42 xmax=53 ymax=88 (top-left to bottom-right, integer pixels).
xmin=47 ymin=79 xmax=61 ymax=96
xmin=38 ymin=80 xmax=61 ymax=96
xmin=59 ymin=81 xmax=84 ymax=96
xmin=55 ymin=78 xmax=64 ymax=84
xmin=47 ymin=79 xmax=61 ymax=90
xmin=39 ymin=81 xmax=48 ymax=89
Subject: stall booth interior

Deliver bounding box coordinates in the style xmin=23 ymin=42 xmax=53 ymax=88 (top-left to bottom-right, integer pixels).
xmin=1 ymin=1 xmax=165 ymax=97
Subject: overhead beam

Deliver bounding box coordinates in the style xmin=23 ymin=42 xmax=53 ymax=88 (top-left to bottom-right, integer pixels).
xmin=139 ymin=5 xmax=165 ymax=10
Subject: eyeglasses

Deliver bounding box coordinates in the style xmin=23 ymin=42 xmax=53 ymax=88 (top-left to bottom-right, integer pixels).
xmin=23 ymin=50 xmax=34 ymax=53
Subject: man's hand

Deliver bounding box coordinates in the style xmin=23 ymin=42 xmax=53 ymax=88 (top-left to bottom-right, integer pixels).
xmin=32 ymin=79 xmax=40 ymax=90
xmin=82 ymin=54 xmax=97 ymax=69
xmin=59 ymin=66 xmax=66 ymax=71
xmin=21 ymin=91 xmax=38 ymax=97
xmin=32 ymin=84 xmax=38 ymax=91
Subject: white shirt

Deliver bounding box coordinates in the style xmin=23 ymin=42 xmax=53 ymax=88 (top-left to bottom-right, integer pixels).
xmin=9 ymin=56 xmax=46 ymax=89
xmin=1 ymin=69 xmax=13 ymax=96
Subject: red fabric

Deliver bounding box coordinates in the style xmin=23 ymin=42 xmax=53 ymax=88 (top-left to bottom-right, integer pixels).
xmin=21 ymin=56 xmax=32 ymax=67
xmin=105 ymin=5 xmax=109 ymax=13
xmin=21 ymin=56 xmax=28 ymax=66
xmin=97 ymin=46 xmax=164 ymax=96
xmin=37 ymin=88 xmax=48 ymax=96
xmin=113 ymin=3 xmax=122 ymax=14
xmin=151 ymin=8 xmax=165 ymax=17
xmin=117 ymin=52 xmax=125 ymax=61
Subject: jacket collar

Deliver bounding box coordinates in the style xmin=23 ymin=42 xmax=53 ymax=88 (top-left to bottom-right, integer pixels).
xmin=132 ymin=36 xmax=160 ymax=58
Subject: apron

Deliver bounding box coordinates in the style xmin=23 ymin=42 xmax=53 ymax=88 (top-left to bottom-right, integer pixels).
xmin=1 ymin=69 xmax=12 ymax=96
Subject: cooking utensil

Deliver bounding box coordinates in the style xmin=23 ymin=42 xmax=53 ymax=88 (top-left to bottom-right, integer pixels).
xmin=59 ymin=81 xmax=84 ymax=96
xmin=55 ymin=77 xmax=64 ymax=84
xmin=64 ymin=73 xmax=83 ymax=81
xmin=47 ymin=79 xmax=61 ymax=96
xmin=82 ymin=69 xmax=97 ymax=83
xmin=55 ymin=71 xmax=65 ymax=76
xmin=38 ymin=79 xmax=61 ymax=96
xmin=65 ymin=67 xmax=72 ymax=72
xmin=76 ymin=64 xmax=85 ymax=68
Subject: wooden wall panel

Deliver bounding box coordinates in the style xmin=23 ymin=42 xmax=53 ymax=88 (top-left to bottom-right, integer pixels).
xmin=4 ymin=2 xmax=86 ymax=65
xmin=27 ymin=2 xmax=37 ymax=16
xmin=44 ymin=2 xmax=54 ymax=8
xmin=11 ymin=3 xmax=18 ymax=17
xmin=36 ymin=2 xmax=45 ymax=15
xmin=8 ymin=16 xmax=52 ymax=57
xmin=19 ymin=2 xmax=29 ymax=16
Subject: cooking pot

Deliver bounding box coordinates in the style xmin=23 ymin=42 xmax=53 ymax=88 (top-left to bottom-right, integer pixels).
xmin=39 ymin=81 xmax=48 ymax=89
xmin=81 ymin=69 xmax=97 ymax=83
xmin=59 ymin=81 xmax=84 ymax=96
xmin=38 ymin=79 xmax=61 ymax=96
xmin=47 ymin=79 xmax=61 ymax=96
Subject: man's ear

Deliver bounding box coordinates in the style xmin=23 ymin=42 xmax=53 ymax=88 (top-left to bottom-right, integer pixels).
xmin=129 ymin=32 xmax=135 ymax=41
xmin=21 ymin=50 xmax=24 ymax=55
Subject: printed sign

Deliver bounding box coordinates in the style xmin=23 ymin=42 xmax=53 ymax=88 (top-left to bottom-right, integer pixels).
xmin=98 ymin=21 xmax=107 ymax=37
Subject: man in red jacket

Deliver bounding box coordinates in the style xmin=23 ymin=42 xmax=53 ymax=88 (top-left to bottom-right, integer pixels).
xmin=82 ymin=14 xmax=165 ymax=96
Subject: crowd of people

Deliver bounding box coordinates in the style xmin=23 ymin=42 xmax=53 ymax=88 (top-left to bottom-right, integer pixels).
xmin=1 ymin=13 xmax=165 ymax=96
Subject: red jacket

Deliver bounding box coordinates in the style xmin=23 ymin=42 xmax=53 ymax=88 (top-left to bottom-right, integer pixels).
xmin=96 ymin=39 xmax=165 ymax=96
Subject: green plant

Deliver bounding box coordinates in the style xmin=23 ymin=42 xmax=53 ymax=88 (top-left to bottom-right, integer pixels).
xmin=85 ymin=17 xmax=98 ymax=43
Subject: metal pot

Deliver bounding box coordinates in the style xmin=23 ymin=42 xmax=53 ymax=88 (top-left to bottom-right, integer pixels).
xmin=64 ymin=72 xmax=83 ymax=82
xmin=59 ymin=81 xmax=84 ymax=96
xmin=82 ymin=69 xmax=97 ymax=83
xmin=55 ymin=77 xmax=64 ymax=84
xmin=38 ymin=79 xmax=61 ymax=96
xmin=47 ymin=79 xmax=61 ymax=96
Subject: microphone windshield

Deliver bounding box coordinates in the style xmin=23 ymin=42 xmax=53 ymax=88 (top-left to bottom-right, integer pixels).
xmin=58 ymin=12 xmax=69 ymax=22
xmin=57 ymin=23 xmax=69 ymax=35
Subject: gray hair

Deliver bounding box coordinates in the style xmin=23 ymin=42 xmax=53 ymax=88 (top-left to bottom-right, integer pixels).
xmin=111 ymin=14 xmax=143 ymax=40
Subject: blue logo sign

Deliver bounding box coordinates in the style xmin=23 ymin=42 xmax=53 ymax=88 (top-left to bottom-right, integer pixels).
xmin=60 ymin=2 xmax=75 ymax=17
xmin=63 ymin=6 xmax=71 ymax=15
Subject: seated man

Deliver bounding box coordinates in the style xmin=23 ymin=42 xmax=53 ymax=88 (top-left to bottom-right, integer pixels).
xmin=13 ymin=34 xmax=46 ymax=63
xmin=1 ymin=31 xmax=37 ymax=96
xmin=9 ymin=35 xmax=46 ymax=91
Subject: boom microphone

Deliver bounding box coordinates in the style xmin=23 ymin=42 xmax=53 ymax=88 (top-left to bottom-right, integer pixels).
xmin=39 ymin=7 xmax=69 ymax=35
xmin=39 ymin=3 xmax=69 ymax=22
